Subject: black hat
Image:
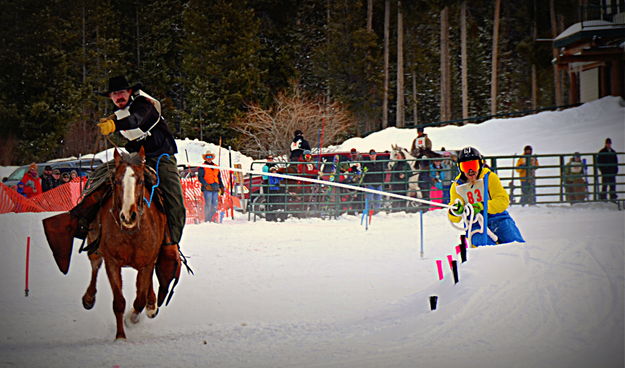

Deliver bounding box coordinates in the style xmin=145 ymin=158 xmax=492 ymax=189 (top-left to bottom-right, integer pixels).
xmin=97 ymin=76 xmax=142 ymax=96
xmin=44 ymin=165 xmax=52 ymax=171
xmin=606 ymin=138 xmax=612 ymax=144
xmin=294 ymin=130 xmax=303 ymax=137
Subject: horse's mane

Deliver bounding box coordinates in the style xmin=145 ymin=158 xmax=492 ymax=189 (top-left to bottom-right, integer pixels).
xmin=120 ymin=152 xmax=146 ymax=167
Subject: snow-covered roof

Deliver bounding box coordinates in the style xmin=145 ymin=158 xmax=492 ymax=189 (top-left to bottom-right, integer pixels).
xmin=554 ymin=19 xmax=625 ymax=49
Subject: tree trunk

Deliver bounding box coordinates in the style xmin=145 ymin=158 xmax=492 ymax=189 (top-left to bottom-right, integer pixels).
xmin=531 ymin=1 xmax=538 ymax=109
xmin=396 ymin=0 xmax=405 ymax=127
xmin=135 ymin=1 xmax=141 ymax=69
xmin=383 ymin=0 xmax=390 ymax=128
xmin=367 ymin=0 xmax=373 ymax=31
xmin=412 ymin=70 xmax=418 ymax=126
xmin=460 ymin=1 xmax=469 ymax=119
xmin=440 ymin=6 xmax=451 ymax=121
xmin=490 ymin=0 xmax=501 ymax=115
xmin=550 ymin=0 xmax=563 ymax=106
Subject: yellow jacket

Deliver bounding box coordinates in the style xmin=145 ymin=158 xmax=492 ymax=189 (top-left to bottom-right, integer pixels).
xmin=515 ymin=156 xmax=539 ymax=179
xmin=447 ymin=167 xmax=510 ymax=223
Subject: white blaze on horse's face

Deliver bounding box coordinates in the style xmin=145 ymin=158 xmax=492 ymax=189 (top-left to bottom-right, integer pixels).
xmin=119 ymin=166 xmax=139 ymax=228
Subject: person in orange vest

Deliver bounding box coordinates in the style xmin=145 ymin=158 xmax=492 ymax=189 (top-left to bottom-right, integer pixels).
xmin=198 ymin=151 xmax=224 ymax=223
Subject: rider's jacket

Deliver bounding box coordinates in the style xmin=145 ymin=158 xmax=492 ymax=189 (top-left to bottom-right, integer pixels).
xmin=447 ymin=167 xmax=509 ymax=223
xmin=113 ymin=90 xmax=177 ymax=158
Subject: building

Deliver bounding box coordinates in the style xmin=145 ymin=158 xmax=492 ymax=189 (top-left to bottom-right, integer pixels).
xmin=554 ymin=2 xmax=625 ymax=103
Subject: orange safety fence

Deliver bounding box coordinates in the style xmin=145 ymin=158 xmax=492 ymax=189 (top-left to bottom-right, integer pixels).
xmin=1 ymin=176 xmax=242 ymax=225
xmin=181 ymin=177 xmax=205 ymax=224
xmin=0 ymin=179 xmax=87 ymax=214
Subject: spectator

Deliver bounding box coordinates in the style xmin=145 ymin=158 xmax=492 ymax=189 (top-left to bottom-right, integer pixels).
xmin=431 ymin=157 xmax=452 ymax=205
xmin=19 ymin=163 xmax=43 ymax=198
xmin=61 ymin=172 xmax=71 ymax=184
xmin=289 ymin=130 xmax=311 ymax=162
xmin=296 ymin=150 xmax=319 ymax=178
xmin=390 ymin=150 xmax=411 ymax=209
xmin=362 ymin=149 xmax=386 ymax=212
xmin=597 ymin=137 xmax=618 ymax=201
xmin=16 ymin=182 xmax=27 ymax=197
xmin=262 ymin=154 xmax=276 ymax=188
xmin=265 ymin=166 xmax=285 ymax=222
xmin=40 ymin=165 xmax=55 ymax=192
xmin=410 ymin=127 xmax=439 ymax=207
xmin=70 ymin=170 xmax=79 ymax=181
xmin=50 ymin=169 xmax=62 ymax=189
xmin=198 ymin=151 xmax=224 ymax=223
xmin=516 ymin=145 xmax=539 ymax=205
xmin=563 ymin=153 xmax=587 ymax=203
xmin=448 ymin=146 xmax=524 ymax=246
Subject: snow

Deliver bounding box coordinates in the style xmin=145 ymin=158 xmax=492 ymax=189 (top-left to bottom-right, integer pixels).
xmin=555 ymin=20 xmax=625 ymax=41
xmin=0 ymin=97 xmax=624 ymax=367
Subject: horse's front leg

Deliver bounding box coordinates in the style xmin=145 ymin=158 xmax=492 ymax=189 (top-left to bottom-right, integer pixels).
xmin=145 ymin=272 xmax=159 ymax=319
xmin=127 ymin=264 xmax=155 ymax=324
xmin=104 ymin=260 xmax=126 ymax=340
xmin=82 ymin=252 xmax=102 ymax=310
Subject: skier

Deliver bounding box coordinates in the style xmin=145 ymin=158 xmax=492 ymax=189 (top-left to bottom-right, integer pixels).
xmin=447 ymin=147 xmax=524 ymax=246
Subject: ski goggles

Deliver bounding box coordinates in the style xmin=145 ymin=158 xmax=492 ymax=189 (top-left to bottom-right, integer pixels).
xmin=459 ymin=159 xmax=480 ymax=174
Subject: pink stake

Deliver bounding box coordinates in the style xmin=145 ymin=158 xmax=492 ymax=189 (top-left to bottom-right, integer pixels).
xmin=455 ymin=245 xmax=461 ymax=254
xmin=447 ymin=255 xmax=454 ymax=270
xmin=436 ymin=260 xmax=444 ymax=280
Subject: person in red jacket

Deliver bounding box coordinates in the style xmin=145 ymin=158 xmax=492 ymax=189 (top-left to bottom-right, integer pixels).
xmin=19 ymin=163 xmax=42 ymax=198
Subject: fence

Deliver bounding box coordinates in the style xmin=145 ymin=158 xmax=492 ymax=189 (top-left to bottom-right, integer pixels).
xmin=247 ymin=152 xmax=624 ymax=221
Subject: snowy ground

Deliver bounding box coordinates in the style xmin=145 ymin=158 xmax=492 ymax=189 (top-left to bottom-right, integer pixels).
xmin=0 ymin=97 xmax=623 ymax=367
xmin=0 ymin=205 xmax=623 ymax=368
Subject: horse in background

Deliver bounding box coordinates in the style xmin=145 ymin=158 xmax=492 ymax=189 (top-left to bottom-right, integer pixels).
xmin=389 ymin=144 xmax=422 ymax=199
xmin=81 ymin=147 xmax=170 ymax=340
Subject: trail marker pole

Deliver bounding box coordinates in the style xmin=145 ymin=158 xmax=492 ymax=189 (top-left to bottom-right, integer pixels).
xmin=25 ymin=236 xmax=30 ymax=297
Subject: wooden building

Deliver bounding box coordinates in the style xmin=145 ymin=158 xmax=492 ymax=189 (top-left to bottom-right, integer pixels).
xmin=554 ymin=3 xmax=625 ymax=103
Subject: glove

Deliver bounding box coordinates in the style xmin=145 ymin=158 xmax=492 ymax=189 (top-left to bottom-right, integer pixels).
xmin=471 ymin=202 xmax=484 ymax=213
xmin=97 ymin=118 xmax=116 ymax=136
xmin=218 ymin=188 xmax=224 ymax=195
xmin=450 ymin=200 xmax=464 ymax=217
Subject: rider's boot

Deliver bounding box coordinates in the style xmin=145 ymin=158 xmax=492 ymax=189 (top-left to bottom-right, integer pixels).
xmin=155 ymin=243 xmax=182 ymax=306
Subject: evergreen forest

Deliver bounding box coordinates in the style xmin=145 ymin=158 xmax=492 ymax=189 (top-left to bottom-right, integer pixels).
xmin=0 ymin=0 xmax=582 ymax=164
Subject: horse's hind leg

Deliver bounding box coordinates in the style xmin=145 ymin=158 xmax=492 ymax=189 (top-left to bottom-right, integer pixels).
xmin=126 ymin=265 xmax=155 ymax=325
xmin=104 ymin=261 xmax=126 ymax=340
xmin=82 ymin=252 xmax=102 ymax=310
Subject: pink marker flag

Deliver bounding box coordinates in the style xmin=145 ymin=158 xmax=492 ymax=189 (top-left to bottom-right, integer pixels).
xmin=455 ymin=245 xmax=461 ymax=254
xmin=447 ymin=255 xmax=454 ymax=270
xmin=436 ymin=260 xmax=444 ymax=280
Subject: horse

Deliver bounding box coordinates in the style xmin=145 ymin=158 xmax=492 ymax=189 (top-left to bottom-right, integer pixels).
xmin=389 ymin=144 xmax=422 ymax=199
xmin=80 ymin=147 xmax=170 ymax=340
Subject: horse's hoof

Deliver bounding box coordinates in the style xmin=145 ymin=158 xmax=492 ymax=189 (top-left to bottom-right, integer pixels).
xmin=115 ymin=336 xmax=127 ymax=342
xmin=82 ymin=295 xmax=95 ymax=310
xmin=124 ymin=309 xmax=141 ymax=326
xmin=146 ymin=306 xmax=159 ymax=319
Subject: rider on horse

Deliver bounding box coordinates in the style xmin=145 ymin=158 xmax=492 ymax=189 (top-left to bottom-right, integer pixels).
xmin=44 ymin=76 xmax=184 ymax=296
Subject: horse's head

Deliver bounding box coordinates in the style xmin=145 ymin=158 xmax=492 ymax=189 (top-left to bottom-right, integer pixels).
xmin=113 ymin=147 xmax=146 ymax=229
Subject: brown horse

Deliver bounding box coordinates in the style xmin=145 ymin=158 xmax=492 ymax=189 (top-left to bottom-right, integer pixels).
xmin=81 ymin=147 xmax=169 ymax=340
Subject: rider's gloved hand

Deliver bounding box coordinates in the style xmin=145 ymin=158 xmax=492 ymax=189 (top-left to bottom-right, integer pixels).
xmin=471 ymin=202 xmax=484 ymax=213
xmin=97 ymin=118 xmax=116 ymax=136
xmin=449 ymin=199 xmax=464 ymax=217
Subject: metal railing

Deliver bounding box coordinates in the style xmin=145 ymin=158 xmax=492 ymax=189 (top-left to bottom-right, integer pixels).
xmin=246 ymin=153 xmax=624 ymax=221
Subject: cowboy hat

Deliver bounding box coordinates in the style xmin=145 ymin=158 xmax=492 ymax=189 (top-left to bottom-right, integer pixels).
xmin=202 ymin=151 xmax=215 ymax=161
xmin=97 ymin=76 xmax=142 ymax=96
